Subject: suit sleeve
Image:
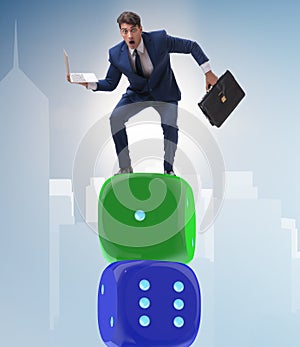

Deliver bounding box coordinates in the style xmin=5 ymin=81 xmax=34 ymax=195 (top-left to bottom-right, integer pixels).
xmin=164 ymin=30 xmax=209 ymax=66
xmin=95 ymin=56 xmax=122 ymax=92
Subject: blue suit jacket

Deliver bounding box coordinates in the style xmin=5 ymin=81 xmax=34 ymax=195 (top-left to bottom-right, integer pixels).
xmin=95 ymin=30 xmax=209 ymax=102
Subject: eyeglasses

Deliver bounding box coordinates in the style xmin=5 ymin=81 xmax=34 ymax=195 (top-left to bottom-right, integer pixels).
xmin=120 ymin=27 xmax=139 ymax=35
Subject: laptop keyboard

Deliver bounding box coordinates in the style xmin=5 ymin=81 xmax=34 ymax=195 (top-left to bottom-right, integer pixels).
xmin=71 ymin=73 xmax=86 ymax=83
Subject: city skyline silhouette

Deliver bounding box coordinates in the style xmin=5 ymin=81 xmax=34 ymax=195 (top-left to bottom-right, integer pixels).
xmin=1 ymin=2 xmax=300 ymax=346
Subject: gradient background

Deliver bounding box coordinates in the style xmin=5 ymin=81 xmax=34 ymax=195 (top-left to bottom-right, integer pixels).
xmin=0 ymin=0 xmax=299 ymax=346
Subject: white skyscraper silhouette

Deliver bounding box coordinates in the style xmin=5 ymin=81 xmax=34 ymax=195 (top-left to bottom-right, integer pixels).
xmin=0 ymin=22 xmax=49 ymax=346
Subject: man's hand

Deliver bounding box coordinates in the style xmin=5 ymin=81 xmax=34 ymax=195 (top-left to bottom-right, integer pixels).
xmin=205 ymin=70 xmax=218 ymax=92
xmin=66 ymin=74 xmax=88 ymax=88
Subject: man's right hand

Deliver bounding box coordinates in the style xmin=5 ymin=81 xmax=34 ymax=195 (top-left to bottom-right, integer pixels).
xmin=66 ymin=74 xmax=88 ymax=88
xmin=205 ymin=70 xmax=218 ymax=92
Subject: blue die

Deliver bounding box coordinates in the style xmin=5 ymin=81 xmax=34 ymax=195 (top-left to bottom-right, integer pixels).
xmin=98 ymin=260 xmax=201 ymax=347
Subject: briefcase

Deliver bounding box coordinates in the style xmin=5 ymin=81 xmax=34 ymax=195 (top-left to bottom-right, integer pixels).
xmin=198 ymin=70 xmax=245 ymax=127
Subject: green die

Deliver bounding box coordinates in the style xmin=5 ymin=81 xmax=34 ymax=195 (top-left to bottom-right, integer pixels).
xmin=98 ymin=173 xmax=196 ymax=263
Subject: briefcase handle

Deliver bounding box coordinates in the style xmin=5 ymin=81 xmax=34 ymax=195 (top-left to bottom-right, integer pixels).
xmin=207 ymin=75 xmax=226 ymax=94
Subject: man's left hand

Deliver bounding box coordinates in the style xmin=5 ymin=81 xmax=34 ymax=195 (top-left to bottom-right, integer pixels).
xmin=66 ymin=74 xmax=88 ymax=88
xmin=205 ymin=70 xmax=218 ymax=92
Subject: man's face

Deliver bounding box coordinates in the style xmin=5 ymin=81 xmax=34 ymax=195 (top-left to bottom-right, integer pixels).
xmin=120 ymin=23 xmax=143 ymax=50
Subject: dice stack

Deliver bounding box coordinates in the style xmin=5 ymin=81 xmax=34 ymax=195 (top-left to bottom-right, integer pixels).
xmin=97 ymin=173 xmax=201 ymax=347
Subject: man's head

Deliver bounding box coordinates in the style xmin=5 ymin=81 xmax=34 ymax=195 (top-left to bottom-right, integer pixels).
xmin=117 ymin=11 xmax=143 ymax=50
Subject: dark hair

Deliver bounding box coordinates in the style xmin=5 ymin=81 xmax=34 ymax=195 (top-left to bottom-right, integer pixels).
xmin=117 ymin=11 xmax=141 ymax=28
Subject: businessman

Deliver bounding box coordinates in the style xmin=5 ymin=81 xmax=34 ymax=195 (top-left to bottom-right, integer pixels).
xmin=68 ymin=11 xmax=218 ymax=175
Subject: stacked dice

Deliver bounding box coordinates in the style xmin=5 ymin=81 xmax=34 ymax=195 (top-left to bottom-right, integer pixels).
xmin=97 ymin=173 xmax=201 ymax=347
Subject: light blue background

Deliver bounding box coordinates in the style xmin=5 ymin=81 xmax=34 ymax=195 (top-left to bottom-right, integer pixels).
xmin=0 ymin=0 xmax=299 ymax=346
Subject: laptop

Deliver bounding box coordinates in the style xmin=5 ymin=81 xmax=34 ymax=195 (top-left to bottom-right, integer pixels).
xmin=63 ymin=49 xmax=98 ymax=83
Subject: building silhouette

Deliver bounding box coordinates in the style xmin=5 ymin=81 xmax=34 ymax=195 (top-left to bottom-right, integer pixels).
xmin=282 ymin=218 xmax=300 ymax=313
xmin=213 ymin=171 xmax=297 ymax=347
xmin=49 ymin=178 xmax=107 ymax=346
xmin=86 ymin=177 xmax=105 ymax=223
xmin=0 ymin=22 xmax=49 ymax=345
xmin=49 ymin=179 xmax=75 ymax=330
xmin=49 ymin=166 xmax=300 ymax=347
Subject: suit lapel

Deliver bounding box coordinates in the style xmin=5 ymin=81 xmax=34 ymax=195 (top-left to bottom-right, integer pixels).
xmin=119 ymin=42 xmax=134 ymax=74
xmin=142 ymin=32 xmax=156 ymax=68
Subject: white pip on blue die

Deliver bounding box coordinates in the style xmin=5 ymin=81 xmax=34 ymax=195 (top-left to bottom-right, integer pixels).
xmin=98 ymin=260 xmax=201 ymax=347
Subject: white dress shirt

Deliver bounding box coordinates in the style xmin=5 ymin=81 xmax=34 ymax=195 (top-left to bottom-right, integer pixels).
xmin=128 ymin=38 xmax=153 ymax=78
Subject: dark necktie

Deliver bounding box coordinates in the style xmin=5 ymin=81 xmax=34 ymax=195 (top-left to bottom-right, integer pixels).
xmin=134 ymin=49 xmax=144 ymax=77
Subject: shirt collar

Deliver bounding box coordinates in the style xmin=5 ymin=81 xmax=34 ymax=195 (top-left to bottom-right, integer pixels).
xmin=129 ymin=37 xmax=144 ymax=56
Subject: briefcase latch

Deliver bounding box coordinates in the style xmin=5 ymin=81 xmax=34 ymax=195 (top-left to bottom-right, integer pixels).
xmin=221 ymin=95 xmax=227 ymax=103
xmin=218 ymin=91 xmax=227 ymax=103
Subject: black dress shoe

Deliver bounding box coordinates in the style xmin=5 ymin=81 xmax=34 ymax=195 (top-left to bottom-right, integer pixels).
xmin=114 ymin=166 xmax=133 ymax=175
xmin=164 ymin=170 xmax=176 ymax=176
